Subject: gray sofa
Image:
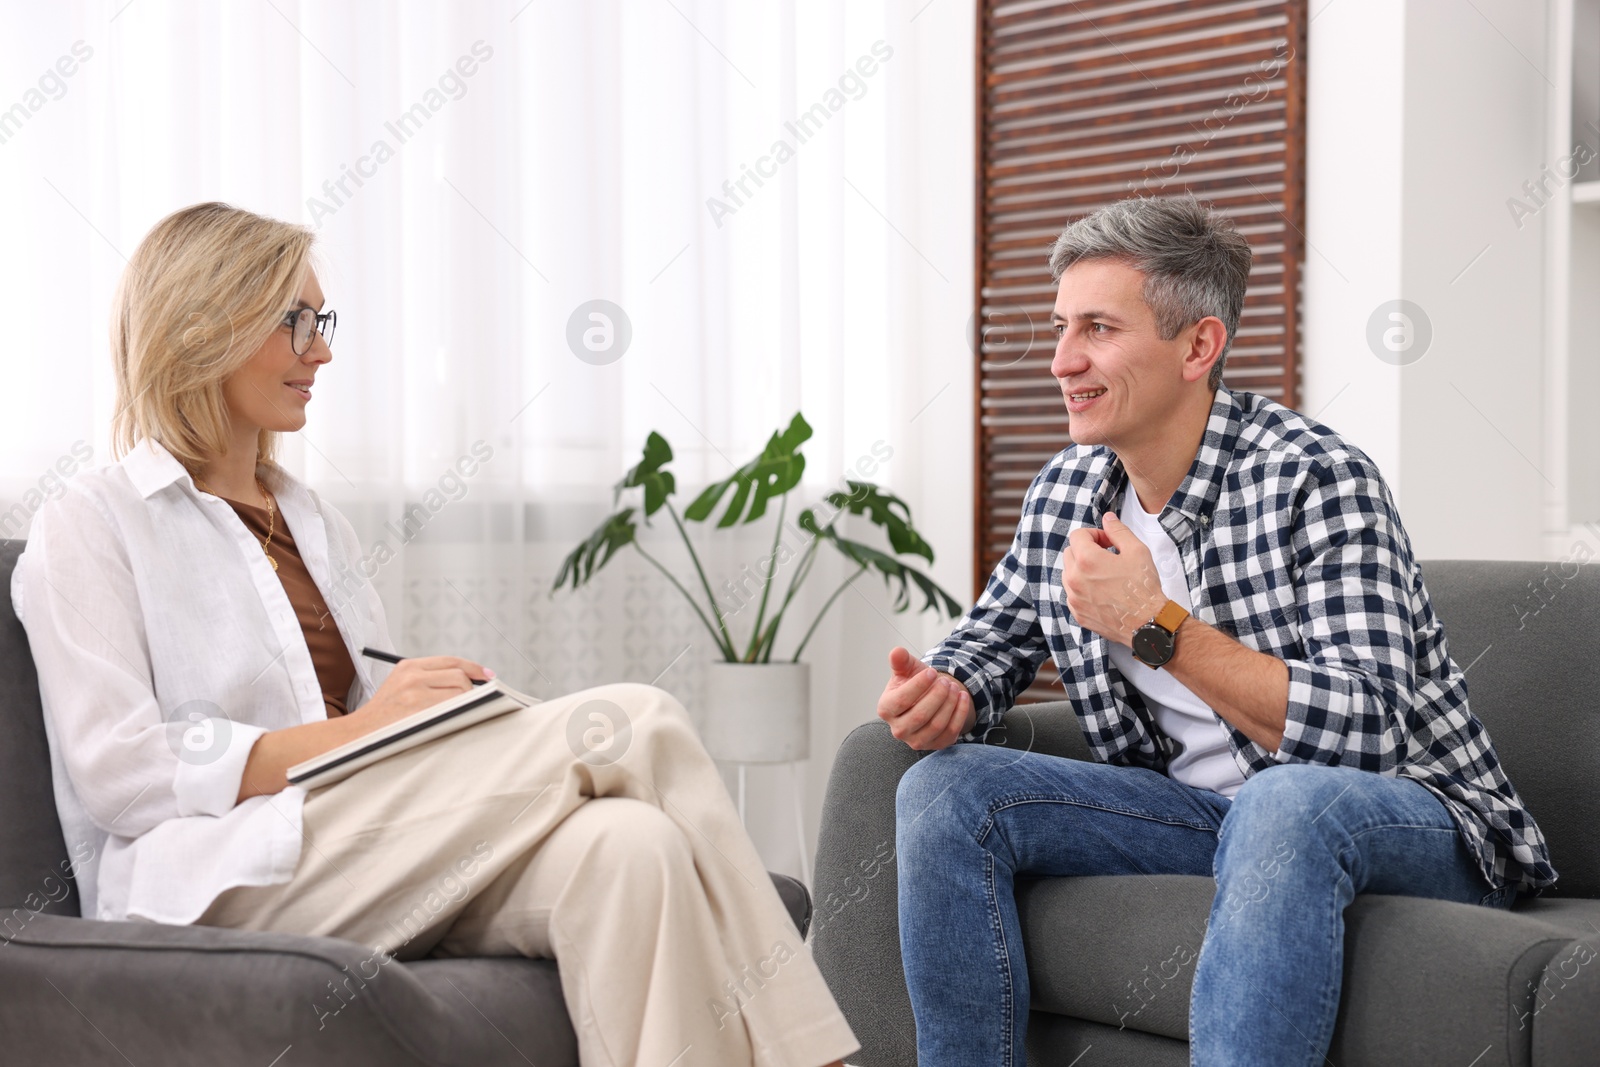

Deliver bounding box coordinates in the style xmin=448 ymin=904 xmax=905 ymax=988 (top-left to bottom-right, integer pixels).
xmin=0 ymin=538 xmax=814 ymax=1066
xmin=812 ymin=559 xmax=1600 ymax=1066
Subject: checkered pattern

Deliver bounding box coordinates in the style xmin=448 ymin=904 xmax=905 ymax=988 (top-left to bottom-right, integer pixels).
xmin=927 ymin=387 xmax=1557 ymax=896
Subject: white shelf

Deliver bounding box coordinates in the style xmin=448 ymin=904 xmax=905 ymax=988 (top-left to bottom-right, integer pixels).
xmin=1552 ymin=0 xmax=1600 ymax=551
xmin=1573 ymin=179 xmax=1600 ymax=204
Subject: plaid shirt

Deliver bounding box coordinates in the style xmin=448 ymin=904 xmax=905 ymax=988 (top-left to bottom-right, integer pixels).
xmin=927 ymin=386 xmax=1556 ymax=896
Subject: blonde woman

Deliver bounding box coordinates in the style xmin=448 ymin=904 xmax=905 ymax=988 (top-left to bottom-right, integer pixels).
xmin=12 ymin=202 xmax=858 ymax=1067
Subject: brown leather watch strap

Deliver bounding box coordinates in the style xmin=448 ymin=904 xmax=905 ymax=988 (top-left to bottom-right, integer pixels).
xmin=1153 ymin=599 xmax=1190 ymax=634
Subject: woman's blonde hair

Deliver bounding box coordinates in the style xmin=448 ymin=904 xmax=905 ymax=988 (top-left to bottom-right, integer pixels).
xmin=110 ymin=202 xmax=315 ymax=475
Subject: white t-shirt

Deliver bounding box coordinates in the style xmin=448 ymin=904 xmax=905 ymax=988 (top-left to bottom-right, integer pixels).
xmin=1104 ymin=486 xmax=1246 ymax=798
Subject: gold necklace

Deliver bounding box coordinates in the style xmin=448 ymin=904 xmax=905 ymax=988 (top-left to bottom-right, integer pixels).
xmin=194 ymin=472 xmax=278 ymax=571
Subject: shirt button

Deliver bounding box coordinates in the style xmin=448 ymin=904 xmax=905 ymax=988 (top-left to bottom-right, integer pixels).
xmin=1200 ymin=514 xmax=1211 ymax=526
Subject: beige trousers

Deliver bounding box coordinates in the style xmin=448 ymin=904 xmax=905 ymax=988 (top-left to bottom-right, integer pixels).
xmin=197 ymin=682 xmax=859 ymax=1067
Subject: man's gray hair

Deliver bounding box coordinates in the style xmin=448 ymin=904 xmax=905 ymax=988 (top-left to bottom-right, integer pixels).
xmin=1047 ymin=195 xmax=1252 ymax=391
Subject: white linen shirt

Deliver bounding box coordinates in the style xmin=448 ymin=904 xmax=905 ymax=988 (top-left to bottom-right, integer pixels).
xmin=9 ymin=436 xmax=394 ymax=924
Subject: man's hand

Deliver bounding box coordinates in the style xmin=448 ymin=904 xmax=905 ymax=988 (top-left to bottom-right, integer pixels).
xmin=1061 ymin=512 xmax=1167 ymax=647
xmin=877 ymin=647 xmax=976 ymax=751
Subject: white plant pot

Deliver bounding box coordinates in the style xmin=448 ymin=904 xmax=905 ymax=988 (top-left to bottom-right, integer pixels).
xmin=701 ymin=662 xmax=810 ymax=764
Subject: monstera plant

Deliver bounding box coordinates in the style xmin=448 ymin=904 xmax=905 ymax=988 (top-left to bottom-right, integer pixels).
xmin=552 ymin=413 xmax=962 ymax=664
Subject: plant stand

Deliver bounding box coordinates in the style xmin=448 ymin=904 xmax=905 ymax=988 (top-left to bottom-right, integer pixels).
xmin=730 ymin=759 xmax=812 ymax=888
xmin=704 ymin=662 xmax=813 ymax=886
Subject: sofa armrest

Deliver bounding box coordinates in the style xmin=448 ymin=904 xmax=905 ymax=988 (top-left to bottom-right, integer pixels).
xmin=0 ymin=912 xmax=580 ymax=1067
xmin=809 ymin=702 xmax=1089 ymax=1067
xmin=810 ymin=720 xmax=921 ymax=1067
xmin=1529 ymin=932 xmax=1600 ymax=1067
xmin=769 ymin=871 xmax=813 ymax=938
xmin=983 ymin=699 xmax=1094 ymax=762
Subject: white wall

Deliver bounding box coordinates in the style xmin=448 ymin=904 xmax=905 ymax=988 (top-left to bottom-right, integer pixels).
xmin=1301 ymin=0 xmax=1406 ymax=500
xmin=1305 ymin=0 xmax=1555 ymax=560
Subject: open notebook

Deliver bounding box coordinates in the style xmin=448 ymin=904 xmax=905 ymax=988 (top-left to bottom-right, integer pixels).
xmin=286 ymin=678 xmax=542 ymax=789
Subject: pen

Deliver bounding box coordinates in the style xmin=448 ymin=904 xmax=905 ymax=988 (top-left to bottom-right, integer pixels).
xmin=361 ymin=646 xmax=488 ymax=685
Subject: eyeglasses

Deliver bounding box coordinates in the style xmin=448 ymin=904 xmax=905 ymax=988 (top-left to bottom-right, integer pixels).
xmin=283 ymin=306 xmax=337 ymax=355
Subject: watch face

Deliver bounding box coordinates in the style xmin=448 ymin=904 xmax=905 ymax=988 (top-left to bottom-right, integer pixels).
xmin=1132 ymin=624 xmax=1175 ymax=666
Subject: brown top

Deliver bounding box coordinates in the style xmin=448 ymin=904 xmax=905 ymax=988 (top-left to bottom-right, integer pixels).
xmin=224 ymin=495 xmax=358 ymax=718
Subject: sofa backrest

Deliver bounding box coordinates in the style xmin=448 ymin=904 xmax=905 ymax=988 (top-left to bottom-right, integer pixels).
xmin=0 ymin=539 xmax=81 ymax=916
xmin=1417 ymin=559 xmax=1600 ymax=898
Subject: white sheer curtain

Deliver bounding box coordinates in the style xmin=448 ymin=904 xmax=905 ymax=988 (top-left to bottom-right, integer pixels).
xmin=0 ymin=0 xmax=977 ymax=878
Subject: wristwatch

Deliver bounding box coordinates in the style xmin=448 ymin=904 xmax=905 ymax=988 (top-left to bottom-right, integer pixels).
xmin=1132 ymin=599 xmax=1190 ymax=668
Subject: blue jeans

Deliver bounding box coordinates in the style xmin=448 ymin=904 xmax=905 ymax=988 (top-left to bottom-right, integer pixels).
xmin=894 ymin=744 xmax=1514 ymax=1066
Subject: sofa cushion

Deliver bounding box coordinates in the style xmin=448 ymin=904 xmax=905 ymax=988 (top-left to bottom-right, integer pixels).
xmin=1018 ymin=874 xmax=1211 ymax=1040
xmin=1027 ymin=1011 xmax=1189 ymax=1067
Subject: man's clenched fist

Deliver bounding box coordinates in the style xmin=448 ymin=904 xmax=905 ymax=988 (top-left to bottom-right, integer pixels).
xmin=877 ymin=647 xmax=977 ymax=751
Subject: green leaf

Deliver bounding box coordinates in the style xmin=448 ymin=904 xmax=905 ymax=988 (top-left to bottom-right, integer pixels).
xmin=612 ymin=432 xmax=676 ymax=519
xmin=551 ymin=508 xmax=637 ymax=592
xmin=684 ymin=412 xmax=812 ymax=528
xmin=819 ymin=481 xmax=935 ymax=563
xmin=805 ymin=522 xmax=963 ymax=618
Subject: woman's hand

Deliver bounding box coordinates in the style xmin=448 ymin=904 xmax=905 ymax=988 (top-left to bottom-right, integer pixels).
xmin=235 ymin=655 xmax=493 ymax=803
xmin=350 ymin=655 xmax=494 ymax=730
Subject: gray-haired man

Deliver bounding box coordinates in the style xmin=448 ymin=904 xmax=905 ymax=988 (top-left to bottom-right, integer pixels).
xmin=876 ymin=195 xmax=1554 ymax=1065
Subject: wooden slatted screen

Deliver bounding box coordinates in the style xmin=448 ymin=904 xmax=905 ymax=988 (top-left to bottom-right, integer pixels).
xmin=973 ymin=0 xmax=1308 ymax=700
